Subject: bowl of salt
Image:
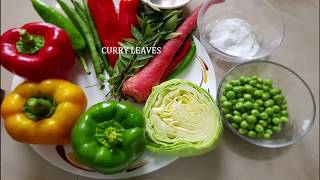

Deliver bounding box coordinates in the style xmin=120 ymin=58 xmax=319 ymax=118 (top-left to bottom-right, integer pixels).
xmin=197 ymin=0 xmax=284 ymax=63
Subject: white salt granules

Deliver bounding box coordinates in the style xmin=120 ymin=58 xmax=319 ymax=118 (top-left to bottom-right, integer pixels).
xmin=208 ymin=18 xmax=260 ymax=59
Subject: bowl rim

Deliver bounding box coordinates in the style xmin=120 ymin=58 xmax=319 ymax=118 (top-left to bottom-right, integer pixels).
xmin=197 ymin=0 xmax=286 ymax=62
xmin=216 ymin=60 xmax=317 ymax=148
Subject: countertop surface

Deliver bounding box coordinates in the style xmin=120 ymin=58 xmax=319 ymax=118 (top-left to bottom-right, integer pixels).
xmin=1 ymin=0 xmax=319 ymax=180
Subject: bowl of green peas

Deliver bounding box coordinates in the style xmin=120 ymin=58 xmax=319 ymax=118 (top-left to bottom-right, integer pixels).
xmin=217 ymin=61 xmax=316 ymax=148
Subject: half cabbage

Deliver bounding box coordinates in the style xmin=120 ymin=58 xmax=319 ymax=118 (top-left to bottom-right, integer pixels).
xmin=143 ymin=79 xmax=223 ymax=157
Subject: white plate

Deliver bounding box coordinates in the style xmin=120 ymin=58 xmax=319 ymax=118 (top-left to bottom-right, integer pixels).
xmin=11 ymin=35 xmax=216 ymax=179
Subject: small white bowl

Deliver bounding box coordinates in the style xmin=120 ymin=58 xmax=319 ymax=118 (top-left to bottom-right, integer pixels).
xmin=141 ymin=0 xmax=191 ymax=10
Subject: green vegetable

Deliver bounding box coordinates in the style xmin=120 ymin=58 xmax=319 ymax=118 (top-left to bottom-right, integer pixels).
xmin=167 ymin=40 xmax=197 ymax=79
xmin=31 ymin=0 xmax=86 ymax=51
xmin=56 ymin=0 xmax=104 ymax=81
xmin=71 ymin=101 xmax=145 ymax=174
xmin=144 ymin=79 xmax=223 ymax=157
xmin=108 ymin=6 xmax=183 ymax=99
xmin=220 ymin=75 xmax=289 ymax=139
xmin=82 ymin=0 xmax=113 ymax=76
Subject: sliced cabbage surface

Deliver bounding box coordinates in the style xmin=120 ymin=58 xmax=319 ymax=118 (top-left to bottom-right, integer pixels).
xmin=143 ymin=79 xmax=223 ymax=157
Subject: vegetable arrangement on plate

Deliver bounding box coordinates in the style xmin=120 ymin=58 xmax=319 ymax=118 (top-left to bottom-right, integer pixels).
xmin=2 ymin=0 xmax=280 ymax=176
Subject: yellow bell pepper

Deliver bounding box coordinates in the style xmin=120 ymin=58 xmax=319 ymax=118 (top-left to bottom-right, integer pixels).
xmin=1 ymin=79 xmax=87 ymax=144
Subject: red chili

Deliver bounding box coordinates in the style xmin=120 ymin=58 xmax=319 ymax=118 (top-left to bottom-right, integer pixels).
xmin=88 ymin=0 xmax=121 ymax=67
xmin=160 ymin=39 xmax=192 ymax=82
xmin=0 ymin=22 xmax=75 ymax=81
xmin=119 ymin=0 xmax=139 ymax=39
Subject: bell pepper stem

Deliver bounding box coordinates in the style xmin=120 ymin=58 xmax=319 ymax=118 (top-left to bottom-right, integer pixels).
xmin=16 ymin=29 xmax=45 ymax=54
xmin=95 ymin=120 xmax=124 ymax=148
xmin=23 ymin=95 xmax=56 ymax=120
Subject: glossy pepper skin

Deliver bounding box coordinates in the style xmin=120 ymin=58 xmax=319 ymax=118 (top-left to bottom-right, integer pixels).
xmin=119 ymin=0 xmax=139 ymax=38
xmin=1 ymin=22 xmax=75 ymax=81
xmin=1 ymin=79 xmax=87 ymax=144
xmin=88 ymin=0 xmax=121 ymax=67
xmin=71 ymin=101 xmax=145 ymax=174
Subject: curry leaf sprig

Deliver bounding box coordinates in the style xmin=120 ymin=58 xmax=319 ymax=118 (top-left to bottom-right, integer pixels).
xmin=108 ymin=5 xmax=183 ymax=99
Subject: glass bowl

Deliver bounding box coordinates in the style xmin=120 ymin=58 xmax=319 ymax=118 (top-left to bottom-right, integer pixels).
xmin=197 ymin=0 xmax=285 ymax=63
xmin=217 ymin=61 xmax=316 ymax=148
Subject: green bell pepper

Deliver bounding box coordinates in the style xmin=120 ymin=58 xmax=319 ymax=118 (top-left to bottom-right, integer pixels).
xmin=71 ymin=101 xmax=145 ymax=174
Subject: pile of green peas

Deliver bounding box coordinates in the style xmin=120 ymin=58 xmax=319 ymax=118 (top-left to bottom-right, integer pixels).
xmin=220 ymin=75 xmax=289 ymax=139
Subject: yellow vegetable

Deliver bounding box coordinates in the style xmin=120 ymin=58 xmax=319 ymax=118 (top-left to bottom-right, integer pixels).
xmin=1 ymin=79 xmax=87 ymax=144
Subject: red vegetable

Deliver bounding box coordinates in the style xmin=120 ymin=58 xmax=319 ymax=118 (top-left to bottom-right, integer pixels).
xmin=122 ymin=6 xmax=201 ymax=102
xmin=119 ymin=0 xmax=139 ymax=39
xmin=160 ymin=39 xmax=191 ymax=83
xmin=88 ymin=0 xmax=121 ymax=67
xmin=0 ymin=22 xmax=75 ymax=81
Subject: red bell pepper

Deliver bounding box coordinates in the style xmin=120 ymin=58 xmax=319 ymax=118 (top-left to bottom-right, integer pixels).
xmin=160 ymin=39 xmax=192 ymax=82
xmin=1 ymin=22 xmax=75 ymax=81
xmin=119 ymin=0 xmax=139 ymax=39
xmin=88 ymin=0 xmax=121 ymax=67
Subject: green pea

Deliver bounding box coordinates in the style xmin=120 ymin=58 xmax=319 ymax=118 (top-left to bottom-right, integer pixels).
xmin=235 ymin=102 xmax=245 ymax=111
xmin=272 ymin=105 xmax=281 ymax=112
xmin=264 ymin=99 xmax=274 ymax=107
xmin=273 ymin=113 xmax=281 ymax=118
xmin=243 ymin=101 xmax=253 ymax=109
xmin=257 ymin=78 xmax=263 ymax=83
xmin=263 ymin=133 xmax=271 ymax=139
xmin=248 ymin=130 xmax=257 ymax=138
xmin=230 ymin=99 xmax=238 ymax=105
xmin=281 ymin=104 xmax=288 ymax=110
xmin=259 ymin=107 xmax=265 ymax=112
xmin=240 ymin=121 xmax=249 ymax=128
xmin=262 ymin=85 xmax=271 ymax=92
xmin=272 ymin=125 xmax=282 ymax=132
xmin=256 ymin=84 xmax=263 ymax=89
xmin=236 ymin=93 xmax=243 ymax=98
xmin=244 ymin=85 xmax=254 ymax=93
xmin=233 ymin=110 xmax=241 ymax=116
xmin=244 ymin=77 xmax=251 ymax=83
xmin=252 ymin=102 xmax=260 ymax=109
xmin=220 ymin=95 xmax=228 ymax=102
xmin=272 ymin=117 xmax=281 ymax=125
xmin=243 ymin=94 xmax=252 ymax=101
xmin=273 ymin=94 xmax=284 ymax=104
xmin=259 ymin=120 xmax=268 ymax=127
xmin=262 ymin=93 xmax=270 ymax=100
xmin=224 ymin=83 xmax=233 ymax=91
xmin=265 ymin=107 xmax=274 ymax=115
xmin=225 ymin=114 xmax=233 ymax=121
xmin=255 ymin=124 xmax=264 ymax=132
xmin=254 ymin=90 xmax=263 ymax=97
xmin=238 ymin=98 xmax=245 ymax=103
xmin=247 ymin=115 xmax=257 ymax=123
xmin=226 ymin=91 xmax=236 ymax=99
xmin=265 ymin=129 xmax=273 ymax=135
xmin=270 ymin=88 xmax=281 ymax=95
xmin=233 ymin=86 xmax=243 ymax=94
xmin=233 ymin=115 xmax=242 ymax=123
xmin=249 ymin=80 xmax=257 ymax=87
xmin=251 ymin=109 xmax=260 ymax=117
xmin=256 ymin=99 xmax=264 ymax=106
xmin=231 ymin=123 xmax=239 ymax=129
xmin=241 ymin=113 xmax=249 ymax=120
xmin=248 ymin=123 xmax=255 ymax=130
xmin=281 ymin=110 xmax=288 ymax=116
xmin=280 ymin=116 xmax=289 ymax=123
xmin=267 ymin=125 xmax=273 ymax=129
xmin=260 ymin=112 xmax=269 ymax=119
xmin=251 ymin=75 xmax=258 ymax=80
xmin=263 ymin=79 xmax=273 ymax=86
xmin=239 ymin=76 xmax=246 ymax=84
xmin=266 ymin=118 xmax=272 ymax=124
xmin=231 ymin=80 xmax=241 ymax=86
xmin=222 ymin=108 xmax=230 ymax=114
xmin=222 ymin=101 xmax=233 ymax=109
xmin=238 ymin=128 xmax=248 ymax=135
